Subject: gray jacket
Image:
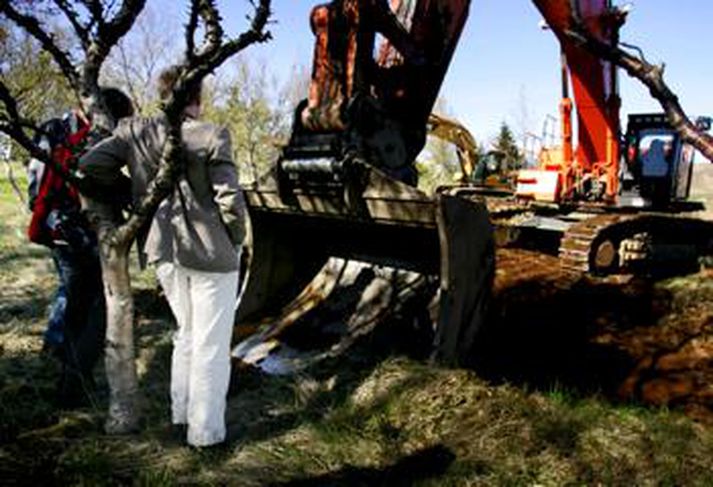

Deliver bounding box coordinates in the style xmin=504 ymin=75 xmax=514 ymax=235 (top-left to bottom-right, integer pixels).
xmin=79 ymin=115 xmax=246 ymax=273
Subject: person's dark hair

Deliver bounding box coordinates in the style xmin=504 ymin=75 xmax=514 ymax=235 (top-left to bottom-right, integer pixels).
xmin=99 ymin=87 xmax=134 ymax=121
xmin=157 ymin=65 xmax=202 ymax=105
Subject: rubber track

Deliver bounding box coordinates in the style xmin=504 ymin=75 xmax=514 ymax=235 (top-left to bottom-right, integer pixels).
xmin=558 ymin=213 xmax=637 ymax=273
xmin=559 ymin=212 xmax=713 ymax=274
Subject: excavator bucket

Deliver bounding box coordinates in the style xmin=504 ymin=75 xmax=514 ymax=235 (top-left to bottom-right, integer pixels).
xmin=235 ymin=165 xmax=494 ymax=366
xmin=233 ymin=0 xmax=493 ymax=366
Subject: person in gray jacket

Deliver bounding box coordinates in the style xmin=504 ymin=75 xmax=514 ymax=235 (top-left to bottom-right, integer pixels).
xmin=79 ymin=66 xmax=247 ymax=447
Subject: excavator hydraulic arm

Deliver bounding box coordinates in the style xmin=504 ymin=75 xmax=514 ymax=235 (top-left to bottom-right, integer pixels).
xmin=235 ymin=0 xmax=496 ymax=366
xmin=531 ymin=0 xmax=624 ymax=199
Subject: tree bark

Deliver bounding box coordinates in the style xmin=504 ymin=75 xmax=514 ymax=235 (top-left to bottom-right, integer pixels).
xmin=100 ymin=238 xmax=139 ymax=433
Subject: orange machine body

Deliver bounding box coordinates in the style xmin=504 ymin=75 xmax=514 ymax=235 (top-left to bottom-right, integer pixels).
xmin=526 ymin=0 xmax=622 ymax=202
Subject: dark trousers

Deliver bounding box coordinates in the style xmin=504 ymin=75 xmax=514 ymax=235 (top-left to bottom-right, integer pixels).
xmin=50 ymin=244 xmax=106 ymax=405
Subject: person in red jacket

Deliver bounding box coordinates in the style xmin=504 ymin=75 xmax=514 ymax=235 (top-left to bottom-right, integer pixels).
xmin=27 ymin=87 xmax=133 ymax=407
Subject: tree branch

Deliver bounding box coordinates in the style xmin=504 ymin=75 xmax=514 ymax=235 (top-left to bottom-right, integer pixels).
xmin=116 ymin=41 xmax=143 ymax=112
xmin=194 ymin=1 xmax=272 ymax=78
xmin=185 ymin=0 xmax=201 ymax=61
xmin=0 ymin=117 xmax=67 ymax=174
xmin=110 ymin=126 xmax=183 ymax=245
xmin=196 ymin=0 xmax=224 ymax=57
xmin=564 ymin=22 xmax=713 ymax=163
xmin=108 ymin=0 xmax=273 ymax=248
xmin=78 ymin=0 xmax=146 ymax=131
xmin=52 ymin=0 xmax=91 ymax=48
xmin=0 ymin=79 xmax=80 ymax=184
xmin=84 ymin=0 xmax=147 ymax=85
xmin=79 ymin=0 xmax=105 ymax=28
xmin=0 ymin=80 xmax=49 ymax=164
xmin=0 ymin=2 xmax=80 ymax=87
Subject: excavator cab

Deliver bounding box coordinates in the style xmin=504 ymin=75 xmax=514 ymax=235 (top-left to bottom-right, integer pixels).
xmin=235 ymin=0 xmax=495 ymax=366
xmin=622 ymin=113 xmax=697 ymax=208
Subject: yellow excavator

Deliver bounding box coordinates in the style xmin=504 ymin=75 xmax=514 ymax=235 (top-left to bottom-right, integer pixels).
xmin=426 ymin=113 xmax=478 ymax=183
xmin=426 ymin=113 xmax=518 ymax=190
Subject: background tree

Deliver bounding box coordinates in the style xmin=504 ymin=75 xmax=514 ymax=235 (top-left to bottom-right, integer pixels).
xmin=513 ymin=85 xmax=533 ymax=151
xmin=101 ymin=13 xmax=297 ymax=183
xmin=101 ymin=4 xmax=180 ymax=115
xmin=203 ymin=57 xmax=293 ymax=184
xmin=0 ymin=0 xmax=273 ymax=434
xmin=490 ymin=121 xmax=523 ymax=174
xmin=417 ymin=130 xmax=460 ymax=194
xmin=0 ymin=26 xmax=75 ymax=126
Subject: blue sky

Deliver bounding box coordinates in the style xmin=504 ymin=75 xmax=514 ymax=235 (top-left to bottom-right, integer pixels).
xmin=179 ymin=1 xmax=713 ymax=146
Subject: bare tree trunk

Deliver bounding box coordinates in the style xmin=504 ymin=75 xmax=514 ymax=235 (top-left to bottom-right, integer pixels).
xmin=100 ymin=239 xmax=139 ymax=433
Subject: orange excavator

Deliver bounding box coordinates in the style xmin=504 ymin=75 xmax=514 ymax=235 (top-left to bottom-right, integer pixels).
xmin=235 ymin=0 xmax=712 ymax=365
xmin=493 ymin=0 xmax=713 ymax=275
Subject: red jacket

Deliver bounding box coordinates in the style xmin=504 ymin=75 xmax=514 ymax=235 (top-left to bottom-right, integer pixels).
xmin=27 ymin=111 xmax=91 ymax=246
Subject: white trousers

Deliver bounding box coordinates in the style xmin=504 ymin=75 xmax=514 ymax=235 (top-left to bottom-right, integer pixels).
xmin=156 ymin=262 xmax=239 ymax=447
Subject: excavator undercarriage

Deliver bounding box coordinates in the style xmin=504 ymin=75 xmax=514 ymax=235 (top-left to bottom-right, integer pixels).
xmin=483 ymin=200 xmax=713 ymax=276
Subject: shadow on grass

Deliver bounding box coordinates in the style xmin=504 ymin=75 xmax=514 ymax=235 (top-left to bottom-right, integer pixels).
xmin=223 ymin=263 xmax=684 ymax=455
xmin=0 ymin=246 xmax=48 ymax=268
xmin=0 ymin=252 xmax=697 ymax=484
xmin=0 ymin=356 xmax=62 ymax=444
xmin=131 ymin=287 xmax=175 ymax=427
xmin=0 ymin=293 xmax=52 ymax=324
xmin=0 ymin=294 xmax=61 ymax=445
xmin=224 ymin=272 xmax=436 ymax=448
xmin=271 ymin=444 xmax=455 ymax=487
xmin=0 ymin=285 xmax=175 ymax=484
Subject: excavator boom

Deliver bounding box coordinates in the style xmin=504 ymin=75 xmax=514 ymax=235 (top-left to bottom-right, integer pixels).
xmin=236 ymin=0 xmax=494 ymax=366
xmin=528 ymin=0 xmax=622 ymax=199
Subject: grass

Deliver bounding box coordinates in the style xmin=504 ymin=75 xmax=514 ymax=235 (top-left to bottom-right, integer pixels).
xmin=1 ymin=161 xmax=712 ymax=485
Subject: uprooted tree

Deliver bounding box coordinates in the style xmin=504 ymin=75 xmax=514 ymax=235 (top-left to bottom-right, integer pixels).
xmin=0 ymin=0 xmax=272 ymax=433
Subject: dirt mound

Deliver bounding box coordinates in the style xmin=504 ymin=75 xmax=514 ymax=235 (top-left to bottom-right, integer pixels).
xmin=483 ymin=249 xmax=713 ymax=422
xmin=235 ymin=246 xmax=712 ymax=423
